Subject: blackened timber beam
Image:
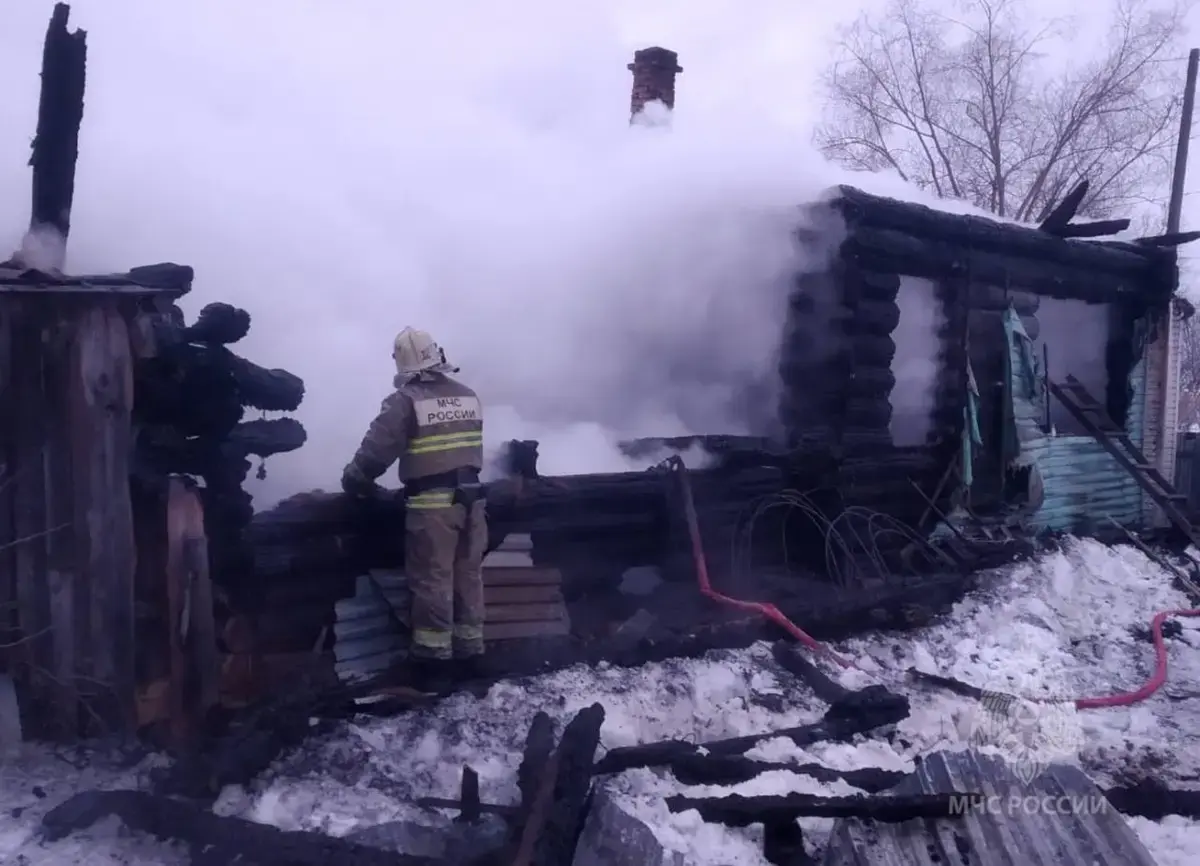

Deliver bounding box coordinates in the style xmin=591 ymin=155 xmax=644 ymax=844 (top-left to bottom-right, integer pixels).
xmin=594 ymin=686 xmax=908 ymax=775
xmin=1054 ymin=219 xmax=1131 ymax=238
xmin=665 ymin=791 xmax=979 ymax=824
xmin=1136 ymin=230 xmax=1200 ymax=248
xmin=27 ymin=3 xmax=87 ymax=270
xmin=1037 ymin=179 xmax=1089 ymax=233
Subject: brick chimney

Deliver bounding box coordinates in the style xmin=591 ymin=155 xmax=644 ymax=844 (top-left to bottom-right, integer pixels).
xmin=628 ymin=47 xmax=682 ymax=123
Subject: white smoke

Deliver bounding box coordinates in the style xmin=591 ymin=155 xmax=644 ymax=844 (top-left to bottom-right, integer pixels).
xmin=0 ymin=0 xmax=993 ymax=508
xmin=890 ymin=276 xmax=945 ymax=447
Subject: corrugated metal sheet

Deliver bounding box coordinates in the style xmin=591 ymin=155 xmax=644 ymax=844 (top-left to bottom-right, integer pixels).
xmin=1004 ymin=308 xmax=1146 ymax=531
xmin=330 ymin=534 xmax=542 ymax=684
xmin=1025 ymin=438 xmax=1142 ymax=529
xmin=333 ymin=569 xmax=409 ymax=684
xmin=823 ymin=750 xmax=1157 ymax=866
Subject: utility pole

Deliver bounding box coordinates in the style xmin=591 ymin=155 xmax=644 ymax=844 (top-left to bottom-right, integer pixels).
xmin=1155 ymin=47 xmax=1199 ymax=498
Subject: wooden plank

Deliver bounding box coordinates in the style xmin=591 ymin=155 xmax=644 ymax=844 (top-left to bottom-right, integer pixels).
xmin=484 ymin=584 xmax=563 ymax=605
xmin=165 ymin=478 xmax=220 ymax=748
xmin=45 ymin=300 xmax=79 ymax=735
xmin=484 ymin=618 xmax=570 ymax=641
xmin=483 ymin=566 xmax=561 ymax=587
xmin=11 ymin=301 xmax=55 ymax=730
xmin=0 ymin=300 xmax=15 ymax=664
xmin=484 ymin=603 xmax=565 ymax=624
xmin=72 ymin=303 xmax=139 ymax=733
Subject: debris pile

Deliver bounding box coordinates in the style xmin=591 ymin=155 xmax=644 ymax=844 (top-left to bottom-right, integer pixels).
xmin=28 ymin=631 xmax=1200 ymax=865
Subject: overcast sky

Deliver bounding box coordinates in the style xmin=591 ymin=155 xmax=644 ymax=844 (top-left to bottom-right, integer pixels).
xmin=2 ymin=0 xmax=1197 ymax=506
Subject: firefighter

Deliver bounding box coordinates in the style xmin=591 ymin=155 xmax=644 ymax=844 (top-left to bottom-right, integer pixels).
xmin=341 ymin=327 xmax=487 ymax=692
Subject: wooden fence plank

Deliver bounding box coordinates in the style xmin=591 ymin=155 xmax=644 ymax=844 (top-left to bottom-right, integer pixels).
xmin=0 ymin=300 xmax=16 ymax=661
xmin=11 ymin=301 xmax=54 ymax=728
xmin=44 ymin=300 xmax=79 ymax=734
xmin=71 ymin=302 xmax=138 ymax=732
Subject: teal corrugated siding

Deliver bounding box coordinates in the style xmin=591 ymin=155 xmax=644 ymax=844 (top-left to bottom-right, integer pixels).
xmin=1005 ymin=309 xmax=1148 ymax=532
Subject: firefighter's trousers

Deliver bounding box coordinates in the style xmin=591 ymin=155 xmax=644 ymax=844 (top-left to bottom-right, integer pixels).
xmin=405 ymin=490 xmax=487 ymax=660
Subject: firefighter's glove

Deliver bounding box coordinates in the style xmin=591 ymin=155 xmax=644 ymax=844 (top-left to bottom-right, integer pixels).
xmin=341 ymin=468 xmax=382 ymax=499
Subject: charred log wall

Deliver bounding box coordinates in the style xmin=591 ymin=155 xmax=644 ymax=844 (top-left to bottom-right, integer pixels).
xmin=130 ymin=299 xmax=307 ymax=616
xmin=818 ymin=186 xmax=1175 ymax=530
xmin=779 ymin=208 xmax=957 ymax=537
xmin=239 ymin=447 xmax=795 ymax=653
xmin=778 ymin=209 xmax=852 ymax=457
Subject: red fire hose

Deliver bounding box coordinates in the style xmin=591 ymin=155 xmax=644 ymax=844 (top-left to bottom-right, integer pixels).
xmin=667 ymin=456 xmax=1200 ymax=708
xmin=667 ymin=456 xmax=855 ymax=670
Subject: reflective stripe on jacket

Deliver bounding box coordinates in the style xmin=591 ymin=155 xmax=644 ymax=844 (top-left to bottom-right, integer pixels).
xmin=397 ymin=374 xmax=484 ymax=482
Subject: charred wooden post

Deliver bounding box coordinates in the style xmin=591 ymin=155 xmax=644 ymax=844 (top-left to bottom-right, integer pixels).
xmin=664 ymin=790 xmax=978 ymax=824
xmin=163 ymin=478 xmax=219 ymax=747
xmin=593 ymin=683 xmax=908 ymax=775
xmin=503 ymin=703 xmax=605 ymax=865
xmin=23 ymin=2 xmax=86 ymax=271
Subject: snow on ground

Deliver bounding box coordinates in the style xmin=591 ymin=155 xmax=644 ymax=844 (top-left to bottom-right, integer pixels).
xmin=3 ymin=536 xmax=1200 ymax=864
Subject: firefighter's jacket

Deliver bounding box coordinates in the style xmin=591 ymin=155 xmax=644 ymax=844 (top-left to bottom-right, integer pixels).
xmin=344 ymin=372 xmax=484 ymax=486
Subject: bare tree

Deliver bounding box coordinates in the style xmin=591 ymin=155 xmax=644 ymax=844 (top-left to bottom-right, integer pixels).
xmin=817 ymin=0 xmax=1190 ymax=221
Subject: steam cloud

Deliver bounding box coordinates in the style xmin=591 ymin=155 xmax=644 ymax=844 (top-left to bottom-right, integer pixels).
xmin=0 ymin=0 xmax=991 ymax=508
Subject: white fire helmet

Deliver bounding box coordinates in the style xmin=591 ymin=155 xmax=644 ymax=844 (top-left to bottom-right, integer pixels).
xmin=392 ymin=327 xmax=457 ymax=375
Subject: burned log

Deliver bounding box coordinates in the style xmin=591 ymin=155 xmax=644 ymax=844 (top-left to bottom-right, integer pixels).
xmin=771 ymin=642 xmax=850 ymax=704
xmin=594 ymin=684 xmax=909 ymax=775
xmin=504 ymin=702 xmax=605 ymax=866
xmin=136 ymin=419 xmax=306 ymax=479
xmin=183 ymin=301 xmax=252 ymax=344
xmin=246 ymin=460 xmax=789 ymax=584
xmin=660 ymin=752 xmax=907 ymax=793
xmin=127 ymin=293 xmax=307 ymax=605
xmin=665 ymin=790 xmax=977 ymax=824
xmin=136 ymin=341 xmax=304 ymax=431
xmin=41 ymin=789 xmax=445 ymax=866
xmin=1104 ymin=778 xmax=1200 ymax=821
xmin=27 ymin=2 xmax=87 ymax=264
